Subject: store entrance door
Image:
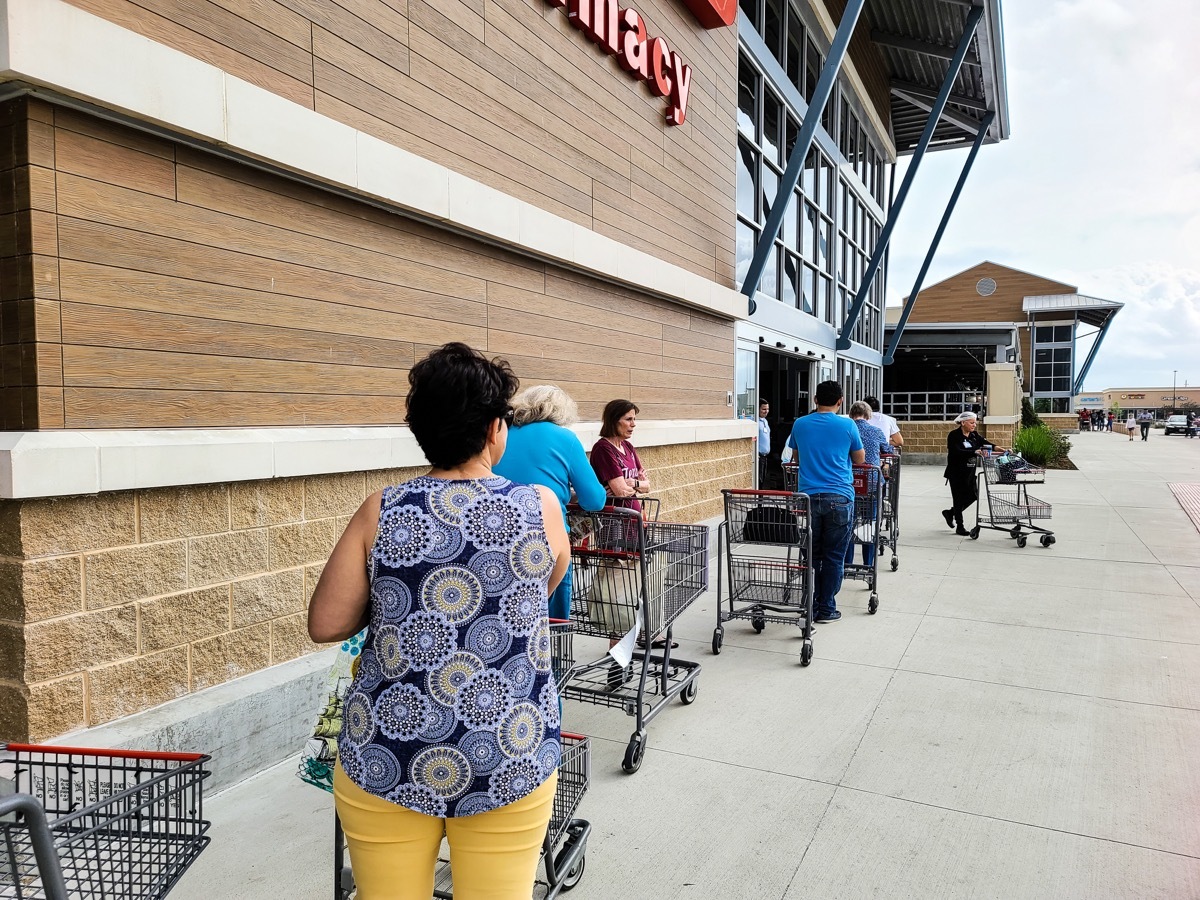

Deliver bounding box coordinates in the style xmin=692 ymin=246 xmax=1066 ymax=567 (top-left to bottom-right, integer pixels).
xmin=758 ymin=350 xmax=813 ymax=488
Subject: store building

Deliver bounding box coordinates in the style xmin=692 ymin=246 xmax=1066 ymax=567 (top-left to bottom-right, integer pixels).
xmin=0 ymin=0 xmax=1007 ymax=776
xmin=1075 ymin=387 xmax=1200 ymax=419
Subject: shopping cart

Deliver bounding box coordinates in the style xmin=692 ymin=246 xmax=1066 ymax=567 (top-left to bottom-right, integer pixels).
xmin=605 ymin=495 xmax=660 ymax=523
xmin=714 ymin=489 xmax=814 ymax=666
xmin=333 ymin=734 xmax=591 ymax=900
xmin=563 ymin=505 xmax=708 ymax=774
xmin=970 ymin=455 xmax=1056 ymax=548
xmin=878 ymin=452 xmax=901 ymax=571
xmin=1 ymin=744 xmax=212 ymax=900
xmin=842 ymin=465 xmax=883 ymax=614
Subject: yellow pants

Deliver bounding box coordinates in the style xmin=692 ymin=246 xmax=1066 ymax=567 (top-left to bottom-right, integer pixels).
xmin=334 ymin=763 xmax=557 ymax=900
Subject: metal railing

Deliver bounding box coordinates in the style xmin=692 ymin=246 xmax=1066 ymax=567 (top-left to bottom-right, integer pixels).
xmin=883 ymin=392 xmax=982 ymax=421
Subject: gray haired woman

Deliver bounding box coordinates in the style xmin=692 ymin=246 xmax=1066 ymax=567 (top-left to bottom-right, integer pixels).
xmin=942 ymin=411 xmax=1004 ymax=536
xmin=493 ymin=385 xmax=607 ymax=619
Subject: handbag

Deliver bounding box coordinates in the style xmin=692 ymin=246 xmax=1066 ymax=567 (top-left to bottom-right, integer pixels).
xmin=297 ymin=629 xmax=366 ymax=792
xmin=588 ymin=553 xmax=667 ymax=636
xmin=742 ymin=505 xmax=801 ymax=543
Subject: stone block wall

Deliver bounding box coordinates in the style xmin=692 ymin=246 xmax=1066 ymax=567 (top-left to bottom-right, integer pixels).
xmin=0 ymin=438 xmax=750 ymax=742
xmin=1041 ymin=413 xmax=1078 ymax=434
xmin=894 ymin=421 xmax=956 ymax=456
xmin=982 ymin=422 xmax=1017 ymax=450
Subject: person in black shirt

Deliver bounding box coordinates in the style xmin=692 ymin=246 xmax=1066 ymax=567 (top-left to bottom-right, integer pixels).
xmin=941 ymin=411 xmax=1004 ymax=536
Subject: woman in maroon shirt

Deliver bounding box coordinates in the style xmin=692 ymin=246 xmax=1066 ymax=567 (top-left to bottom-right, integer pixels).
xmin=590 ymin=399 xmax=649 ymax=512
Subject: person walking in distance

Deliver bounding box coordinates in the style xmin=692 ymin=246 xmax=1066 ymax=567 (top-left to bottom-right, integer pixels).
xmin=1126 ymin=413 xmax=1136 ymax=441
xmin=1138 ymin=410 xmax=1153 ymax=441
xmin=783 ymin=381 xmax=864 ymax=623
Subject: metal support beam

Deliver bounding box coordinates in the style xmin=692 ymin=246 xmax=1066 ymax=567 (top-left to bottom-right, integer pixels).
xmin=890 ymin=79 xmax=988 ymax=113
xmin=893 ymin=88 xmax=982 ymax=136
xmin=883 ymin=111 xmax=993 ymax=365
xmin=836 ymin=4 xmax=984 ymax=351
xmin=740 ymin=0 xmax=866 ymax=314
xmin=871 ymin=30 xmax=980 ymax=65
xmin=1072 ymin=318 xmax=1116 ymax=394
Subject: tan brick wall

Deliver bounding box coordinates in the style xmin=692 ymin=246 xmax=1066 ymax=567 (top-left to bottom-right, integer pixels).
xmin=894 ymin=421 xmax=957 ymax=455
xmin=0 ymin=438 xmax=750 ymax=741
xmin=1041 ymin=413 xmax=1078 ymax=434
xmin=982 ymin=423 xmax=1017 ymax=449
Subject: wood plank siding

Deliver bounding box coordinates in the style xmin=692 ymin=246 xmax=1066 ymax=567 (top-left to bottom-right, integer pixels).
xmin=902 ymin=262 xmax=1076 ymax=325
xmin=61 ymin=0 xmax=738 ymax=285
xmin=18 ymin=101 xmax=733 ymax=429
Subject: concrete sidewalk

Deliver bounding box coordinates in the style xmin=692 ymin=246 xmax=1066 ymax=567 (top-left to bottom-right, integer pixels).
xmin=172 ymin=432 xmax=1200 ymax=899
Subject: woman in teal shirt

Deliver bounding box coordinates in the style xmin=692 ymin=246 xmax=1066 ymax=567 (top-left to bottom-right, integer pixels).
xmin=494 ymin=385 xmax=607 ymax=618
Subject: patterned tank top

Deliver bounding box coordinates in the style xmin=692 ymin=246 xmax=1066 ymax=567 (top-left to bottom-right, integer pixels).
xmin=337 ymin=476 xmax=561 ymax=817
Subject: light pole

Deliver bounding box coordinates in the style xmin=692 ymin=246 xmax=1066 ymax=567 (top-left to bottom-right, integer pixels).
xmin=1173 ymin=369 xmax=1178 ymax=415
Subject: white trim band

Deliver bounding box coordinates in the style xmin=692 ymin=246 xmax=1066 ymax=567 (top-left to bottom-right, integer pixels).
xmin=0 ymin=421 xmax=756 ymax=499
xmin=0 ymin=0 xmax=744 ymax=321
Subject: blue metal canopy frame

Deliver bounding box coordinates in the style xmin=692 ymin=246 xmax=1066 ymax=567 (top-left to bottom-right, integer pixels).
xmin=837 ymin=3 xmax=984 ymax=351
xmin=739 ymin=0 xmax=866 ymax=314
xmin=883 ymin=109 xmax=995 ymax=366
xmin=1072 ymin=320 xmax=1115 ymax=395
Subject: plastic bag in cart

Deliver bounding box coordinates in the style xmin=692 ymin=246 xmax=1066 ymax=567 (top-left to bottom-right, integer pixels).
xmin=297 ymin=629 xmax=365 ymax=792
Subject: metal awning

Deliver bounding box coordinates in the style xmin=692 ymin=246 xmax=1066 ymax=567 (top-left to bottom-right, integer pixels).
xmin=865 ymin=0 xmax=1010 ymax=154
xmin=1023 ymin=294 xmax=1124 ymax=329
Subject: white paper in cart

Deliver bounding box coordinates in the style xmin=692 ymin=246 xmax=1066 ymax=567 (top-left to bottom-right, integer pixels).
xmin=607 ymin=607 xmax=642 ymax=668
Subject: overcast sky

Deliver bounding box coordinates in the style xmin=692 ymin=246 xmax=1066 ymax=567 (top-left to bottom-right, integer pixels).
xmin=885 ymin=0 xmax=1200 ymax=393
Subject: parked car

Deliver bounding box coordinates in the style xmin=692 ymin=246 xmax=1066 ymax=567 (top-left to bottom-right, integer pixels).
xmin=1164 ymin=414 xmax=1188 ymax=435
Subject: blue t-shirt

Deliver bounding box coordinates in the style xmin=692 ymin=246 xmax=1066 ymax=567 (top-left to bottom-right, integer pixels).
xmin=494 ymin=421 xmax=607 ymax=517
xmin=787 ymin=412 xmax=863 ymax=499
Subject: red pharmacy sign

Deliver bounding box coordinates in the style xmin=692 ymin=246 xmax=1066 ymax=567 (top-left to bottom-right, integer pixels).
xmin=548 ymin=0 xmax=693 ymax=125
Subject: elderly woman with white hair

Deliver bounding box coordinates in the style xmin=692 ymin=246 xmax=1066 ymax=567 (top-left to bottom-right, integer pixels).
xmin=942 ymin=410 xmax=1004 ymax=536
xmin=494 ymin=385 xmax=607 ymax=619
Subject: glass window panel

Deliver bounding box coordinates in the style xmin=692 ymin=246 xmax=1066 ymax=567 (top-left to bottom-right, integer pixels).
xmin=1055 ymin=325 xmax=1072 ymax=342
xmin=763 ymin=90 xmax=782 ymax=165
xmin=739 ymin=0 xmax=758 ymax=32
xmin=786 ymin=10 xmax=802 ymax=90
xmin=736 ymin=348 xmax=757 ymax=419
xmin=783 ymin=190 xmax=799 ymax=248
xmin=761 ymin=164 xmax=779 ymax=223
xmin=824 ymin=160 xmax=836 ymax=215
xmin=1054 ymin=348 xmax=1071 ymax=363
xmin=764 ymin=0 xmax=783 ymax=65
xmin=1034 ymin=326 xmax=1054 ymax=344
xmin=1035 ymin=348 xmax=1052 ymax=363
xmin=1052 ymin=397 xmax=1070 ymax=413
xmin=801 ymin=148 xmax=817 ymax=199
xmin=1053 ymin=377 xmax=1071 ymax=392
xmin=1034 ymin=378 xmax=1052 ymax=393
xmin=819 ymin=217 xmax=832 ymax=274
xmin=762 ymin=243 xmax=778 ymax=299
xmin=1053 ymin=363 xmax=1071 ymax=377
xmin=802 ymin=203 xmax=816 ymax=260
xmin=803 ymin=265 xmax=817 ymax=317
xmin=804 ymin=38 xmax=821 ymax=105
xmin=737 ymin=56 xmax=757 ymax=140
xmin=781 ymin=251 xmax=800 ymax=310
xmin=736 ymin=139 xmax=757 ymax=221
xmin=735 ymin=218 xmax=757 ymax=289
xmin=817 ymin=275 xmax=830 ymax=323
xmin=785 ymin=114 xmax=798 ymax=161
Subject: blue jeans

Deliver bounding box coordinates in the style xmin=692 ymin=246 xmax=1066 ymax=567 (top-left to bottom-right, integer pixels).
xmin=810 ymin=493 xmax=853 ymax=617
xmin=549 ymin=564 xmax=572 ymax=620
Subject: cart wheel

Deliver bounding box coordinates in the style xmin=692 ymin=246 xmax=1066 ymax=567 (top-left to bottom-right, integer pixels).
xmin=868 ymin=594 xmax=878 ymax=615
xmin=1040 ymin=534 xmax=1055 ymax=547
xmin=890 ymin=556 xmax=899 ymax=572
xmin=711 ymin=628 xmax=723 ymax=655
xmin=555 ymin=841 xmax=587 ymax=891
xmin=679 ymin=679 xmax=699 ymax=705
xmin=751 ymin=615 xmax=765 ymax=634
xmin=1010 ymin=526 xmax=1022 ymax=539
xmin=800 ymin=642 xmax=813 ymax=667
xmin=622 ymin=732 xmax=646 ymax=774
xmin=969 ymin=527 xmax=980 ymax=540
xmin=1016 ymin=536 xmax=1027 ymax=549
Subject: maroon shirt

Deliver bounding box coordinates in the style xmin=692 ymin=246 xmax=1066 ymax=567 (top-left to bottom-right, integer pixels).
xmin=591 ymin=438 xmax=643 ymax=513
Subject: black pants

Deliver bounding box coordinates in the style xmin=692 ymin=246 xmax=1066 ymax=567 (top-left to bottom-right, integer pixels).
xmin=948 ymin=471 xmax=977 ymax=527
xmin=758 ymin=454 xmax=769 ymax=486
xmin=1140 ymin=422 xmax=1151 ymax=440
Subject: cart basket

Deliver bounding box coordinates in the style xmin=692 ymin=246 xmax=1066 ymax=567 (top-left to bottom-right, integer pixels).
xmin=1 ymin=744 xmax=211 ymax=900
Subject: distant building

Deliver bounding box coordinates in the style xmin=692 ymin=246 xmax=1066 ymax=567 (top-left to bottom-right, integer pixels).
xmin=1075 ymin=388 xmax=1200 ymax=416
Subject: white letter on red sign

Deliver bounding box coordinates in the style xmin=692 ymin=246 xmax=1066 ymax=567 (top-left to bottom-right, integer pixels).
xmin=648 ymin=36 xmax=673 ymax=98
xmin=668 ymin=51 xmax=691 ymax=124
xmin=618 ymin=8 xmax=649 ymax=79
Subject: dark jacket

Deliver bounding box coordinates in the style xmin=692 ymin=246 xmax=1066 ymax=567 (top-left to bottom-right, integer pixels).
xmin=944 ymin=428 xmax=986 ymax=479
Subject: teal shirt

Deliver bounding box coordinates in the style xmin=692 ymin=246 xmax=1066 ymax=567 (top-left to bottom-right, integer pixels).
xmin=494 ymin=421 xmax=607 ymax=515
xmin=786 ymin=412 xmax=864 ymax=500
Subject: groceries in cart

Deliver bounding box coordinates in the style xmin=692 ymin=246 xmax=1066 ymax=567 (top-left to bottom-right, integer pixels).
xmin=1 ymin=743 xmax=212 ymax=900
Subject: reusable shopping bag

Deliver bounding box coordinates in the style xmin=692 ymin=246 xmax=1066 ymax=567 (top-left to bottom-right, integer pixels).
xmin=296 ymin=629 xmax=366 ymax=792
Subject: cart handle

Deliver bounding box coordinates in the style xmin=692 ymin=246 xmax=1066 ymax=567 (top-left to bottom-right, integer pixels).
xmin=560 ymin=732 xmax=586 ymax=741
xmin=724 ymin=488 xmax=802 ymax=497
xmin=0 ymin=794 xmax=69 ymax=900
xmin=4 ymin=742 xmax=207 ymax=763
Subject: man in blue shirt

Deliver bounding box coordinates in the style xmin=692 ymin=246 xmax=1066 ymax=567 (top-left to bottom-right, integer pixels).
xmin=757 ymin=399 xmax=771 ymax=486
xmin=786 ymin=381 xmax=864 ymax=622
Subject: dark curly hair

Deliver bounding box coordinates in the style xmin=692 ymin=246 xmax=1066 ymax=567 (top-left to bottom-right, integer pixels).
xmin=405 ymin=343 xmax=519 ymax=469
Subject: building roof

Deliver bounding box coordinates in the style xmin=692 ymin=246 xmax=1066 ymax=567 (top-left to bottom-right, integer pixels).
xmin=868 ymin=0 xmax=1010 ymax=154
xmin=1023 ymin=294 xmax=1124 ymax=328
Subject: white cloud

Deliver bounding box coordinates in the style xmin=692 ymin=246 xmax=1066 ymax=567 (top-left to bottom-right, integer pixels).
xmin=885 ymin=0 xmax=1200 ymax=390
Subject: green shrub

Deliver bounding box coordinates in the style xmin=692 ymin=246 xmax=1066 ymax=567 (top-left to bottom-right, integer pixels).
xmin=1013 ymin=424 xmax=1071 ymax=466
xmin=1021 ymin=397 xmax=1043 ymax=430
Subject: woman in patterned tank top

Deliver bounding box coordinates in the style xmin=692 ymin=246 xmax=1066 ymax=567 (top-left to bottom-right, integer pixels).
xmin=308 ymin=343 xmax=570 ymax=900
